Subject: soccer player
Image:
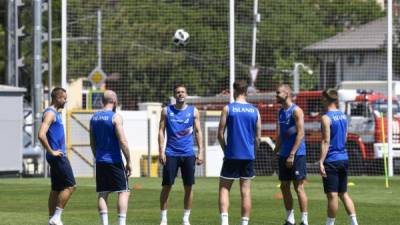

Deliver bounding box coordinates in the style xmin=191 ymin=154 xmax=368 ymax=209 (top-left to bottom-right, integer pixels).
xmin=38 ymin=87 xmax=76 ymax=225
xmin=275 ymin=84 xmax=309 ymax=225
xmin=158 ymin=84 xmax=204 ymax=225
xmin=319 ymin=88 xmax=359 ymax=225
xmin=90 ymin=90 xmax=132 ymax=225
xmin=217 ymin=80 xmax=261 ymax=225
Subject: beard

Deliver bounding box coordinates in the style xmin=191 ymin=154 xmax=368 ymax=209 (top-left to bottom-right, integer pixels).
xmin=276 ymin=96 xmax=286 ymax=104
xmin=176 ymin=97 xmax=185 ymax=104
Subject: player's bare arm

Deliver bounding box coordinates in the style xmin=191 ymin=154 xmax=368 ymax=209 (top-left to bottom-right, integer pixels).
xmin=255 ymin=111 xmax=262 ymax=152
xmin=38 ymin=111 xmax=63 ymax=157
xmin=218 ymin=105 xmax=228 ymax=151
xmin=274 ymin=111 xmax=281 ymax=155
xmin=89 ymin=124 xmax=96 ymax=157
xmin=158 ymin=107 xmax=167 ymax=165
xmin=319 ymin=115 xmax=331 ymax=177
xmin=114 ymin=114 xmax=132 ymax=176
xmin=194 ymin=108 xmax=204 ymax=165
xmin=287 ymin=107 xmax=305 ymax=168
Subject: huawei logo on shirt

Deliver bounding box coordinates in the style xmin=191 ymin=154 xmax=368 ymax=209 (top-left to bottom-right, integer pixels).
xmin=279 ymin=114 xmax=291 ymax=125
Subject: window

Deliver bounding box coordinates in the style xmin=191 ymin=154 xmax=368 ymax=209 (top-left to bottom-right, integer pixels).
xmin=346 ymin=54 xmax=363 ymax=66
xmin=371 ymin=100 xmax=400 ymax=116
xmin=347 ymin=102 xmax=370 ymax=117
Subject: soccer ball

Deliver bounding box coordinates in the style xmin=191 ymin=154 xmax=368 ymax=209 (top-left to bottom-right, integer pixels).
xmin=173 ymin=29 xmax=190 ymax=46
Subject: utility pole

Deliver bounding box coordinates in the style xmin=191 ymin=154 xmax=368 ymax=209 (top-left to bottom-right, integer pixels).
xmin=48 ymin=0 xmax=53 ymax=102
xmin=229 ymin=0 xmax=235 ymax=102
xmin=32 ymin=0 xmax=43 ymax=147
xmin=7 ymin=0 xmax=25 ymax=86
xmin=249 ymin=0 xmax=260 ymax=93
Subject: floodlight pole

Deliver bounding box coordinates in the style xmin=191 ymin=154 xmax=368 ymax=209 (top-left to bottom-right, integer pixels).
xmin=60 ymin=0 xmax=67 ymax=178
xmin=33 ymin=0 xmax=42 ymax=146
xmin=7 ymin=0 xmax=23 ymax=86
xmin=61 ymin=0 xmax=67 ymax=90
xmin=33 ymin=0 xmax=45 ymax=177
xmin=387 ymin=0 xmax=394 ymax=177
xmin=48 ymin=0 xmax=53 ymax=102
xmin=229 ymin=0 xmax=235 ymax=102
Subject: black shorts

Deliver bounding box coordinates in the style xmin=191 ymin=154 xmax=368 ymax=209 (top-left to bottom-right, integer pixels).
xmin=162 ymin=156 xmax=196 ymax=186
xmin=220 ymin=159 xmax=255 ymax=180
xmin=96 ymin=162 xmax=129 ymax=193
xmin=323 ymin=160 xmax=349 ymax=193
xmin=48 ymin=157 xmax=76 ymax=191
xmin=278 ymin=155 xmax=307 ymax=181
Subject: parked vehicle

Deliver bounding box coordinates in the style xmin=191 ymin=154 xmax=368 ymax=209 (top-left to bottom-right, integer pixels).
xmin=187 ymin=89 xmax=400 ymax=175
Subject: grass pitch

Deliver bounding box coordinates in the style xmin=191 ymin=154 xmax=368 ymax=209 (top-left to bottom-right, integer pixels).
xmin=0 ymin=176 xmax=399 ymax=225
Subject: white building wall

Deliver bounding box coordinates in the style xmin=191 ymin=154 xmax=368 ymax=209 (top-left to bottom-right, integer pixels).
xmin=342 ymin=53 xmax=387 ymax=81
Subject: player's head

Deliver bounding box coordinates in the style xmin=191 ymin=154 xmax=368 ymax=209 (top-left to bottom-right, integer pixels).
xmin=322 ymin=88 xmax=339 ymax=109
xmin=276 ymin=84 xmax=292 ymax=104
xmin=233 ymin=80 xmax=248 ymax=98
xmin=102 ymin=90 xmax=118 ymax=112
xmin=51 ymin=87 xmax=67 ymax=109
xmin=173 ymin=84 xmax=187 ymax=104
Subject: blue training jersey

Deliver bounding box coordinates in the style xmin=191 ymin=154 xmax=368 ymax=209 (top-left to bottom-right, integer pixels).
xmin=42 ymin=108 xmax=66 ymax=161
xmin=165 ymin=105 xmax=195 ymax=157
xmin=278 ymin=104 xmax=306 ymax=157
xmin=90 ymin=110 xmax=122 ymax=164
xmin=225 ymin=102 xmax=259 ymax=160
xmin=324 ymin=110 xmax=349 ymax=162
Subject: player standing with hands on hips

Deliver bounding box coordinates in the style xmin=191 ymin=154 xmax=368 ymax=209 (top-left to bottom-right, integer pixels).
xmin=158 ymin=84 xmax=204 ymax=225
xmin=275 ymin=84 xmax=309 ymax=225
xmin=319 ymin=88 xmax=358 ymax=225
xmin=217 ymin=80 xmax=261 ymax=225
xmin=90 ymin=90 xmax=132 ymax=225
xmin=38 ymin=87 xmax=76 ymax=225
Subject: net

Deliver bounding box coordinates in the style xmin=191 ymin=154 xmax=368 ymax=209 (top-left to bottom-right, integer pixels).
xmin=61 ymin=0 xmax=400 ymax=176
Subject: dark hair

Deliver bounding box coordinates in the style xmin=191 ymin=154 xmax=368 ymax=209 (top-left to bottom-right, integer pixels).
xmin=173 ymin=83 xmax=187 ymax=92
xmin=322 ymin=88 xmax=338 ymax=104
xmin=233 ymin=80 xmax=248 ymax=95
xmin=51 ymin=87 xmax=66 ymax=100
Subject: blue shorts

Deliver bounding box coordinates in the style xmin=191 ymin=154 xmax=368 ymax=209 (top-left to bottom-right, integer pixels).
xmin=47 ymin=157 xmax=76 ymax=191
xmin=278 ymin=155 xmax=307 ymax=181
xmin=96 ymin=162 xmax=129 ymax=192
xmin=162 ymin=156 xmax=196 ymax=186
xmin=220 ymin=159 xmax=255 ymax=180
xmin=323 ymin=160 xmax=348 ymax=193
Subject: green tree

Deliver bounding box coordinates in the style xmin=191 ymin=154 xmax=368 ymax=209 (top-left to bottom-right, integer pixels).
xmin=5 ymin=0 xmax=385 ymax=108
xmin=255 ymin=0 xmax=384 ymax=91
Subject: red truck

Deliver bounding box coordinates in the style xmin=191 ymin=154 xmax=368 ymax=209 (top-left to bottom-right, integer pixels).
xmin=187 ymin=89 xmax=400 ymax=175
